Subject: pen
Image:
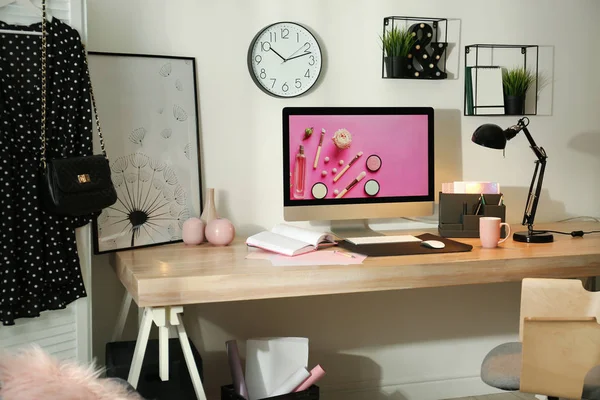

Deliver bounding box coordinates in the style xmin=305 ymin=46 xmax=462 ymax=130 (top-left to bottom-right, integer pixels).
xmin=498 ymin=195 xmax=504 ymax=206
xmin=474 ymin=195 xmax=483 ymax=215
xmin=472 ymin=195 xmax=481 ymax=215
xmin=334 ymin=250 xmax=356 ymax=258
xmin=313 ymin=128 xmax=326 ymax=169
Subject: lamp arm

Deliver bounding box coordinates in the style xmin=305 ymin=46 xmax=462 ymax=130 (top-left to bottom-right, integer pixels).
xmin=522 ymin=156 xmax=547 ymax=229
xmin=521 ymin=125 xmax=547 ymax=162
xmin=516 ymin=121 xmax=547 ymax=230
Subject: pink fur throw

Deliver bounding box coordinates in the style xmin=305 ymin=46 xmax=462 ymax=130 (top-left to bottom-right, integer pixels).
xmin=0 ymin=345 xmax=144 ymax=400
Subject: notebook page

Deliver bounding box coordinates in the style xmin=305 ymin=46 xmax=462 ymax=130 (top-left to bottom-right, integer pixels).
xmin=471 ymin=67 xmax=505 ymax=115
xmin=271 ymin=224 xmax=333 ymax=247
xmin=246 ymin=231 xmax=311 ymax=256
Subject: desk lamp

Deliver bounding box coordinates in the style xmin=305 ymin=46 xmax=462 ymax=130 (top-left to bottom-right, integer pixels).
xmin=471 ymin=117 xmax=553 ymax=243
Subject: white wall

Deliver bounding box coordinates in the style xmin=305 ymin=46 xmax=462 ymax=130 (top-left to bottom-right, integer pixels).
xmin=88 ymin=0 xmax=600 ymax=398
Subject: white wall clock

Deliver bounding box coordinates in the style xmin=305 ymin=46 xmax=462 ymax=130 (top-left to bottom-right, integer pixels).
xmin=247 ymin=21 xmax=323 ymax=98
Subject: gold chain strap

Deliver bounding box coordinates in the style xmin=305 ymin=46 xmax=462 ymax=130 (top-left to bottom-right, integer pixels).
xmin=40 ymin=0 xmax=107 ymax=169
xmin=40 ymin=0 xmax=47 ymax=168
xmin=82 ymin=45 xmax=107 ymax=156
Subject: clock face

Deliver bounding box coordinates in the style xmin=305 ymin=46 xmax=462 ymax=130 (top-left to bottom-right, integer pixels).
xmin=248 ymin=22 xmax=323 ymax=98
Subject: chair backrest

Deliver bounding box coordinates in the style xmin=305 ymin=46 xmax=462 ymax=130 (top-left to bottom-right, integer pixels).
xmin=521 ymin=316 xmax=600 ymax=399
xmin=519 ymin=278 xmax=600 ymax=341
xmin=519 ymin=278 xmax=600 ymax=399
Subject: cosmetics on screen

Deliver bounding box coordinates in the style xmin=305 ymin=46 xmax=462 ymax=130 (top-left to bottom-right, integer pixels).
xmin=336 ymin=171 xmax=367 ymax=198
xmin=333 ymin=151 xmax=363 ymax=182
xmin=366 ymin=154 xmax=382 ymax=172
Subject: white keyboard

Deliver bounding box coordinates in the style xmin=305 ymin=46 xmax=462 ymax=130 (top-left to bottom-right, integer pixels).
xmin=345 ymin=235 xmax=422 ymax=245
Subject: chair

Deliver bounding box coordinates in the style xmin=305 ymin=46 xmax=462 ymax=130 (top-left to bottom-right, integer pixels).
xmin=480 ymin=278 xmax=600 ymax=399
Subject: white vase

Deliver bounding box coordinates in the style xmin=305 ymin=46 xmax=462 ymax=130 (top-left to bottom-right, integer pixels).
xmin=200 ymin=188 xmax=218 ymax=225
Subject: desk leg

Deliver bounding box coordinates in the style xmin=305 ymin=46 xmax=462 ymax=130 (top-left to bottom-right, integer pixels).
xmin=175 ymin=313 xmax=207 ymax=400
xmin=124 ymin=306 xmax=207 ymax=400
xmin=112 ymin=292 xmax=133 ymax=342
xmin=155 ymin=308 xmax=170 ymax=382
xmin=127 ymin=307 xmax=153 ymax=388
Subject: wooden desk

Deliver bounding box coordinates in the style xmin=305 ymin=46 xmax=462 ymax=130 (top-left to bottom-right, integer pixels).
xmin=112 ymin=222 xmax=600 ymax=308
xmin=110 ymin=221 xmax=600 ymax=400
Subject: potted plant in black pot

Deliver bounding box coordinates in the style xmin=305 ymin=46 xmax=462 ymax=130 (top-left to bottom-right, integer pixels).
xmin=502 ymin=67 xmax=536 ymax=115
xmin=381 ymin=26 xmax=415 ymax=78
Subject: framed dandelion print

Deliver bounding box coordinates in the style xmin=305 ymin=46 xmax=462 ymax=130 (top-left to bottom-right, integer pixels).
xmin=88 ymin=52 xmax=202 ymax=254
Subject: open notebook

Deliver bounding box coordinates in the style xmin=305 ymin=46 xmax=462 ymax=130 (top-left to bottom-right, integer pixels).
xmin=246 ymin=224 xmax=336 ymax=256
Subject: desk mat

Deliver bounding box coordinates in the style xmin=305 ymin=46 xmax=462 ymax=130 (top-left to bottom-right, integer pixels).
xmin=338 ymin=233 xmax=473 ymax=257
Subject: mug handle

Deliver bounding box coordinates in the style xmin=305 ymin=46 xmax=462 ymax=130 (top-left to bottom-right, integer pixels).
xmin=498 ymin=223 xmax=511 ymax=244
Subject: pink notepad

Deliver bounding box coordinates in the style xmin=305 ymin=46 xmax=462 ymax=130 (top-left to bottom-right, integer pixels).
xmin=269 ymin=250 xmax=366 ymax=266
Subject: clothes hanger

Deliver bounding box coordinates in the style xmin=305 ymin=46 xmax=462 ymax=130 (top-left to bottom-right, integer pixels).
xmin=0 ymin=0 xmax=53 ymax=36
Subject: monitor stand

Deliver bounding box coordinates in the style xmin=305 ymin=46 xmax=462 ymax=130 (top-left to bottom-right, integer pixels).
xmin=330 ymin=219 xmax=383 ymax=240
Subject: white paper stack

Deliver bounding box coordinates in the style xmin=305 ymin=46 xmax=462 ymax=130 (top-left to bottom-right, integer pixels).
xmin=442 ymin=181 xmax=500 ymax=194
xmin=245 ymin=337 xmax=309 ymax=400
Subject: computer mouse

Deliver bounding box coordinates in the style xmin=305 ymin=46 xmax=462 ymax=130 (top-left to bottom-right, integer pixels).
xmin=421 ymin=240 xmax=446 ymax=249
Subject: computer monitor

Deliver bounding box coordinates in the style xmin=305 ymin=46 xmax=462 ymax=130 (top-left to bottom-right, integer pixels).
xmin=283 ymin=107 xmax=434 ymax=237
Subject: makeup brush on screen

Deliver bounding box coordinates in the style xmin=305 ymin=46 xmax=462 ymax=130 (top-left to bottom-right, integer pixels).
xmin=333 ymin=151 xmax=363 ymax=182
xmin=313 ymin=128 xmax=326 ymax=169
xmin=336 ymin=171 xmax=367 ymax=198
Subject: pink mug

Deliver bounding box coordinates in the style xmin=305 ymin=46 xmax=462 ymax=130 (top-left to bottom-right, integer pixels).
xmin=479 ymin=217 xmax=511 ymax=248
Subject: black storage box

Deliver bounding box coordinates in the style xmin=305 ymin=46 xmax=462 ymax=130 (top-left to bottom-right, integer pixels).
xmin=221 ymin=385 xmax=319 ymax=400
xmin=106 ymin=338 xmax=204 ymax=400
xmin=438 ymin=192 xmax=507 ymax=238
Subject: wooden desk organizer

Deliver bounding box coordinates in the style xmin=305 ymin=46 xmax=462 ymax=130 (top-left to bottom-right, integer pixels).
xmin=438 ymin=192 xmax=506 ymax=238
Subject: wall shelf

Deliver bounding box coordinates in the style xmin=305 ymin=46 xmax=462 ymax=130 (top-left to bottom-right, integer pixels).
xmin=381 ymin=16 xmax=448 ymax=80
xmin=464 ymin=44 xmax=539 ymax=116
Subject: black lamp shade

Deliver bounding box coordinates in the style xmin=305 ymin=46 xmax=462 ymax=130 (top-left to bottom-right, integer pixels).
xmin=471 ymin=123 xmax=507 ymax=150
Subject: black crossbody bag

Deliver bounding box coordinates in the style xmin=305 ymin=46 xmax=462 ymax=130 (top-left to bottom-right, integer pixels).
xmin=39 ymin=0 xmax=117 ymax=216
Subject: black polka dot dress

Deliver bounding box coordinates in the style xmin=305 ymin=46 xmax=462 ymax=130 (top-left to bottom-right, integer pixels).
xmin=0 ymin=18 xmax=94 ymax=326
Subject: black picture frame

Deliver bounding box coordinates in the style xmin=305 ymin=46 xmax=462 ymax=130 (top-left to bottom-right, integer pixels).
xmin=88 ymin=51 xmax=202 ymax=254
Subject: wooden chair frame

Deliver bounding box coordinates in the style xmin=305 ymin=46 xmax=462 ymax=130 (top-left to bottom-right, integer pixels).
xmin=520 ymin=278 xmax=600 ymax=399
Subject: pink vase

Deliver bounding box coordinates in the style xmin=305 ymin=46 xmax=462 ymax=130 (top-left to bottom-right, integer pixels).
xmin=182 ymin=217 xmax=205 ymax=245
xmin=205 ymin=218 xmax=235 ymax=246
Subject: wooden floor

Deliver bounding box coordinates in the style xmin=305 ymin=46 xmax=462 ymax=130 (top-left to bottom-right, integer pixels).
xmin=449 ymin=393 xmax=536 ymax=400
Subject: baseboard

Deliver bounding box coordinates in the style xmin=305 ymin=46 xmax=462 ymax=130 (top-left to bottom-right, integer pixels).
xmin=321 ymin=375 xmax=504 ymax=400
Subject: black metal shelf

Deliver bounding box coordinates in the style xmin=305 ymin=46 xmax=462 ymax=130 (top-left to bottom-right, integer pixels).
xmin=464 ymin=44 xmax=539 ymax=116
xmin=466 ymin=44 xmax=539 ymax=49
xmin=381 ymin=16 xmax=448 ymax=80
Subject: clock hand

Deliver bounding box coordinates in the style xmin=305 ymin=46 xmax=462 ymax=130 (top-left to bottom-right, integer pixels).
xmin=284 ymin=43 xmax=309 ymax=62
xmin=269 ymin=47 xmax=286 ymax=62
xmin=285 ymin=52 xmax=312 ymax=62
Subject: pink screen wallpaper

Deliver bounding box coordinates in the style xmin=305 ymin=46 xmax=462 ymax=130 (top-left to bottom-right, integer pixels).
xmin=288 ymin=114 xmax=429 ymax=201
